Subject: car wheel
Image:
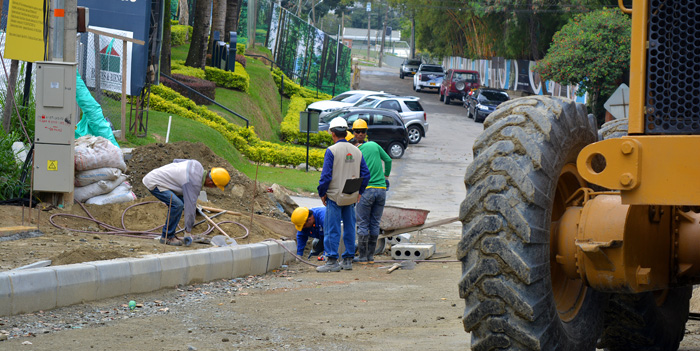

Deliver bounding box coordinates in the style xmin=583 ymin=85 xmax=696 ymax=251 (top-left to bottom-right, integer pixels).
xmin=444 ymin=95 xmax=451 ymax=105
xmin=407 ymin=125 xmax=422 ymax=144
xmin=400 ymin=72 xmax=404 ymax=79
xmin=467 ymin=108 xmax=473 ymax=119
xmin=439 ymin=92 xmax=444 ymax=102
xmin=388 ymin=142 xmax=405 ymax=159
xmin=415 ymin=85 xmax=421 ymax=92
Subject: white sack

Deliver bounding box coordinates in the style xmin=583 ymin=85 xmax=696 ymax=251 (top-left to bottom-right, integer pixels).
xmin=74 ymin=136 xmax=127 ymax=172
xmin=74 ymin=174 xmax=127 ymax=202
xmin=86 ymin=181 xmax=137 ymax=205
xmin=75 ymin=167 xmax=122 ymax=187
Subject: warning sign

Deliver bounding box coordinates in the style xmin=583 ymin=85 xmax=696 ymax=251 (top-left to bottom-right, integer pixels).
xmin=4 ymin=0 xmax=45 ymax=62
xmin=47 ymin=160 xmax=58 ymax=171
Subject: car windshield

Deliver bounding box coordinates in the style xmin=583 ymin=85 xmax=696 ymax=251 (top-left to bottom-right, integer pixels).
xmin=320 ymin=109 xmax=350 ymax=123
xmin=453 ymin=72 xmax=478 ymax=82
xmin=421 ymin=66 xmax=443 ymax=72
xmin=331 ymin=93 xmax=355 ymax=102
xmin=355 ymin=97 xmax=380 ymax=107
xmin=480 ymin=91 xmax=509 ymax=102
xmin=405 ymin=60 xmax=421 ymax=65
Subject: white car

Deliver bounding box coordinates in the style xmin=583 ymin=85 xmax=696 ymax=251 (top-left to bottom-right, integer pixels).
xmin=354 ymin=95 xmax=429 ymax=144
xmin=412 ymin=64 xmax=445 ymax=92
xmin=306 ymin=90 xmax=384 ymax=118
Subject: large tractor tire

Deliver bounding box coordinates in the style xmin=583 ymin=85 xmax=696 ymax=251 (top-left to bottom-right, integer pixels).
xmin=594 ymin=118 xmax=692 ymax=351
xmin=459 ymin=96 xmax=605 ymax=350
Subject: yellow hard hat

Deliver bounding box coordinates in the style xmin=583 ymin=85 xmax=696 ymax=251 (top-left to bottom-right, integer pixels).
xmin=291 ymin=207 xmax=310 ymax=231
xmin=345 ymin=132 xmax=354 ymax=142
xmin=352 ymin=119 xmax=368 ymax=130
xmin=210 ymin=167 xmax=231 ymax=191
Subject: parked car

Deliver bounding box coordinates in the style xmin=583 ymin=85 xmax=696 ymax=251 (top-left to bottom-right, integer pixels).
xmin=319 ymin=107 xmax=409 ymax=159
xmin=439 ymin=69 xmax=480 ymax=105
xmin=400 ymin=59 xmax=422 ymax=79
xmin=412 ymin=64 xmax=445 ymax=92
xmin=464 ymin=88 xmax=510 ymax=123
xmin=306 ymin=90 xmax=384 ymax=118
xmin=353 ymin=95 xmax=429 ymax=144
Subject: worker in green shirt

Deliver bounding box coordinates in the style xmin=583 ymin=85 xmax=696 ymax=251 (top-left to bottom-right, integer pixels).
xmin=349 ymin=119 xmax=392 ymax=263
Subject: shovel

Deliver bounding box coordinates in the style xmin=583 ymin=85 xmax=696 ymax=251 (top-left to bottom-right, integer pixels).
xmin=210 ymin=235 xmax=238 ymax=247
xmin=385 ymin=260 xmax=416 ymax=274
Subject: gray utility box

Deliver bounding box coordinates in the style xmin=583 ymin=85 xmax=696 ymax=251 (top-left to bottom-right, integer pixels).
xmin=33 ymin=61 xmax=77 ymax=193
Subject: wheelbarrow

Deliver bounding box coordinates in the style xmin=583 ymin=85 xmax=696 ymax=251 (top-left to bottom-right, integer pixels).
xmin=373 ymin=206 xmax=459 ymax=253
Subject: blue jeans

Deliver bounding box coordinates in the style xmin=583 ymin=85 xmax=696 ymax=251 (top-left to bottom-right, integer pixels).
xmin=149 ymin=187 xmax=183 ymax=238
xmin=356 ymin=188 xmax=386 ymax=237
xmin=324 ymin=199 xmax=356 ymax=259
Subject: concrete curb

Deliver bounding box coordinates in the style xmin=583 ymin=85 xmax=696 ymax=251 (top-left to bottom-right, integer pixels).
xmin=0 ymin=240 xmax=296 ymax=317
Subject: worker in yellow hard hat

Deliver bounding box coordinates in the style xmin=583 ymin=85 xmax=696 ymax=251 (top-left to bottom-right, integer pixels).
xmin=143 ymin=160 xmax=230 ymax=246
xmin=291 ymin=206 xmax=326 ymax=257
xmin=346 ymin=118 xmax=369 ymax=143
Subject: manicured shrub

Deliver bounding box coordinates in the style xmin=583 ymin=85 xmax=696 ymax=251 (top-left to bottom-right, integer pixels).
xmin=160 ymin=73 xmax=216 ymax=105
xmin=271 ymin=68 xmax=332 ymax=100
xmin=236 ymin=43 xmax=245 ymax=55
xmin=171 ymin=25 xmax=192 ymax=46
xmin=235 ymin=54 xmax=247 ymax=68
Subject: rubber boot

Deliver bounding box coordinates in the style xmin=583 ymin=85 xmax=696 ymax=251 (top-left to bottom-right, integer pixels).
xmin=316 ymin=257 xmax=341 ymax=273
xmin=366 ymin=235 xmax=379 ymax=263
xmin=356 ymin=235 xmax=369 ymax=264
xmin=340 ymin=257 xmax=353 ymax=270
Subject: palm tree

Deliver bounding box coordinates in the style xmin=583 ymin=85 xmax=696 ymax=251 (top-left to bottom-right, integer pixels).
xmin=185 ymin=0 xmax=212 ymax=69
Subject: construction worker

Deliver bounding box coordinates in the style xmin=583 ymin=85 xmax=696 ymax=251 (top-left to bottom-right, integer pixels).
xmin=143 ymin=160 xmax=230 ymax=246
xmin=350 ymin=119 xmax=392 ymax=264
xmin=316 ymin=117 xmax=370 ymax=272
xmin=291 ymin=206 xmax=326 ymax=257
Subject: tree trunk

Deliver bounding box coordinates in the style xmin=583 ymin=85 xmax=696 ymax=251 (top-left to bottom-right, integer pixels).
xmin=208 ymin=0 xmax=227 ymax=57
xmin=185 ymin=0 xmax=212 ymax=69
xmin=224 ymin=0 xmax=241 ymax=42
xmin=178 ymin=0 xmax=189 ymax=25
xmin=161 ymin=0 xmax=172 ymax=76
xmin=528 ymin=0 xmax=539 ymax=60
xmin=2 ymin=60 xmax=19 ymax=134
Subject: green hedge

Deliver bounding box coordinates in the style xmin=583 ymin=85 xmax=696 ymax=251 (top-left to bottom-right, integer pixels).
xmin=171 ymin=25 xmax=192 ymax=46
xmin=280 ymin=95 xmax=333 ymax=147
xmin=237 ymin=43 xmax=245 ymax=55
xmin=150 ymin=85 xmax=325 ymax=168
xmin=271 ymin=68 xmax=332 ymax=100
xmin=171 ymin=60 xmax=249 ymax=92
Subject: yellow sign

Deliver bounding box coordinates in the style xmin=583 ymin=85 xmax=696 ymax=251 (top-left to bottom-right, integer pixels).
xmin=4 ymin=0 xmax=45 ymax=62
xmin=47 ymin=160 xmax=58 ymax=171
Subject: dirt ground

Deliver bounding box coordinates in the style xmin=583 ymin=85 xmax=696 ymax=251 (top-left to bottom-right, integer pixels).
xmin=0 ymin=141 xmax=296 ymax=271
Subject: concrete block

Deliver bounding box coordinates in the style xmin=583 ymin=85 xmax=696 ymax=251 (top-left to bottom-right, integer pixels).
xmin=248 ymin=243 xmax=269 ymax=275
xmin=129 ymin=257 xmax=161 ymax=293
xmin=207 ymin=247 xmax=234 ymax=281
xmin=262 ymin=241 xmax=285 ymax=270
xmin=230 ymin=245 xmax=252 ymax=278
xmin=0 ymin=273 xmax=12 ymax=316
xmin=55 ymin=264 xmax=98 ymax=307
xmin=281 ymin=240 xmax=297 ymax=264
xmin=183 ymin=250 xmax=210 ymax=285
xmin=391 ymin=243 xmax=436 ymax=260
xmin=387 ymin=233 xmax=411 ymax=245
xmin=155 ymin=252 xmax=188 ymax=288
xmin=92 ymin=259 xmax=132 ymax=299
xmin=9 ymin=268 xmax=57 ymax=315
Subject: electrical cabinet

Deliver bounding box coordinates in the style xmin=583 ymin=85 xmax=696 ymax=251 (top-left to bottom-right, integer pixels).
xmin=33 ymin=61 xmax=77 ymax=193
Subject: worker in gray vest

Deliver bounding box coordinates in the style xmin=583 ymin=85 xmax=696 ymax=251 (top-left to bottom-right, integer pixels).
xmin=316 ymin=117 xmax=370 ymax=272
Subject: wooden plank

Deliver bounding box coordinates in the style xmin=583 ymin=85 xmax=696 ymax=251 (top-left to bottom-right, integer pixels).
xmin=0 ymin=226 xmax=39 ymax=238
xmin=86 ymin=27 xmax=145 ymax=45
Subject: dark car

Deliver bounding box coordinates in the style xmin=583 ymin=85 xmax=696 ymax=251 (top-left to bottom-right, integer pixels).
xmin=400 ymin=59 xmax=422 ymax=79
xmin=465 ymin=88 xmax=510 ymax=123
xmin=439 ymin=69 xmax=480 ymax=105
xmin=319 ymin=107 xmax=409 ymax=159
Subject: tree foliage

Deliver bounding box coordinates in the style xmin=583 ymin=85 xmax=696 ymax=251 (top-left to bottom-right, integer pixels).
xmin=535 ymin=8 xmax=630 ymax=118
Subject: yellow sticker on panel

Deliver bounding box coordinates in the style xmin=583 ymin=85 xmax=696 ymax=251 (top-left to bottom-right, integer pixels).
xmin=47 ymin=160 xmax=58 ymax=171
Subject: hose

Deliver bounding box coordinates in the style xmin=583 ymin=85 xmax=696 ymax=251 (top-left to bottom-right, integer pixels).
xmin=50 ymin=201 xmax=251 ymax=241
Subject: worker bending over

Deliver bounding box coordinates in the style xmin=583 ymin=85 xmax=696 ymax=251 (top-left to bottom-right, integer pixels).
xmin=143 ymin=159 xmax=230 ymax=246
xmin=291 ymin=206 xmax=326 ymax=257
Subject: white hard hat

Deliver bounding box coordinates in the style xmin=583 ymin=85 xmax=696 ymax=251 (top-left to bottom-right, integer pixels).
xmin=329 ymin=117 xmax=348 ymax=131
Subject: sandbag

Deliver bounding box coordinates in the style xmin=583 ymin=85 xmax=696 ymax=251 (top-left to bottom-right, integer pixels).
xmin=86 ymin=181 xmax=137 ymax=205
xmin=75 ymin=167 xmax=122 ymax=187
xmin=74 ymin=136 xmax=127 ymax=172
xmin=74 ymin=174 xmax=127 ymax=202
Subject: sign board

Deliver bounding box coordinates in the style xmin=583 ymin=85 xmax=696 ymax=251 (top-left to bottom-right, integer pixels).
xmin=85 ymin=27 xmax=134 ymax=95
xmin=4 ymin=0 xmax=44 ymax=62
xmin=604 ymin=83 xmax=630 ymax=120
xmin=299 ymin=111 xmax=320 ymax=133
xmin=366 ymin=2 xmax=371 ymax=12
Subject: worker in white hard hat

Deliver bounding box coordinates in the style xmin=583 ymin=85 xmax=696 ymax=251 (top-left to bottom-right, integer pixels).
xmin=316 ymin=117 xmax=370 ymax=272
xmin=291 ymin=206 xmax=326 ymax=257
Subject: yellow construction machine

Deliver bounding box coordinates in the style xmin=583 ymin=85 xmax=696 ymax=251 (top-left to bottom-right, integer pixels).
xmin=459 ymin=1 xmax=700 ymax=350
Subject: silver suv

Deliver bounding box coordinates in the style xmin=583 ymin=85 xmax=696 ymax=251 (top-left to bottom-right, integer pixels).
xmin=354 ymin=95 xmax=428 ymax=144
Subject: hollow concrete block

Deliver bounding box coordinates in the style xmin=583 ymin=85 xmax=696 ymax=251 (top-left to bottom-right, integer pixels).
xmin=184 ymin=250 xmax=210 ymax=285
xmin=230 ymin=245 xmax=252 ymax=278
xmin=387 ymin=233 xmax=412 ymax=245
xmin=0 ymin=273 xmax=12 ymax=316
xmin=154 ymin=252 xmax=188 ymax=289
xmin=55 ymin=264 xmax=98 ymax=307
xmin=92 ymin=259 xmax=132 ymax=299
xmin=9 ymin=268 xmax=57 ymax=315
xmin=129 ymin=257 xmax=162 ymax=293
xmin=391 ymin=243 xmax=436 ymax=260
xmin=248 ymin=243 xmax=269 ymax=275
xmin=207 ymin=247 xmax=234 ymax=281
